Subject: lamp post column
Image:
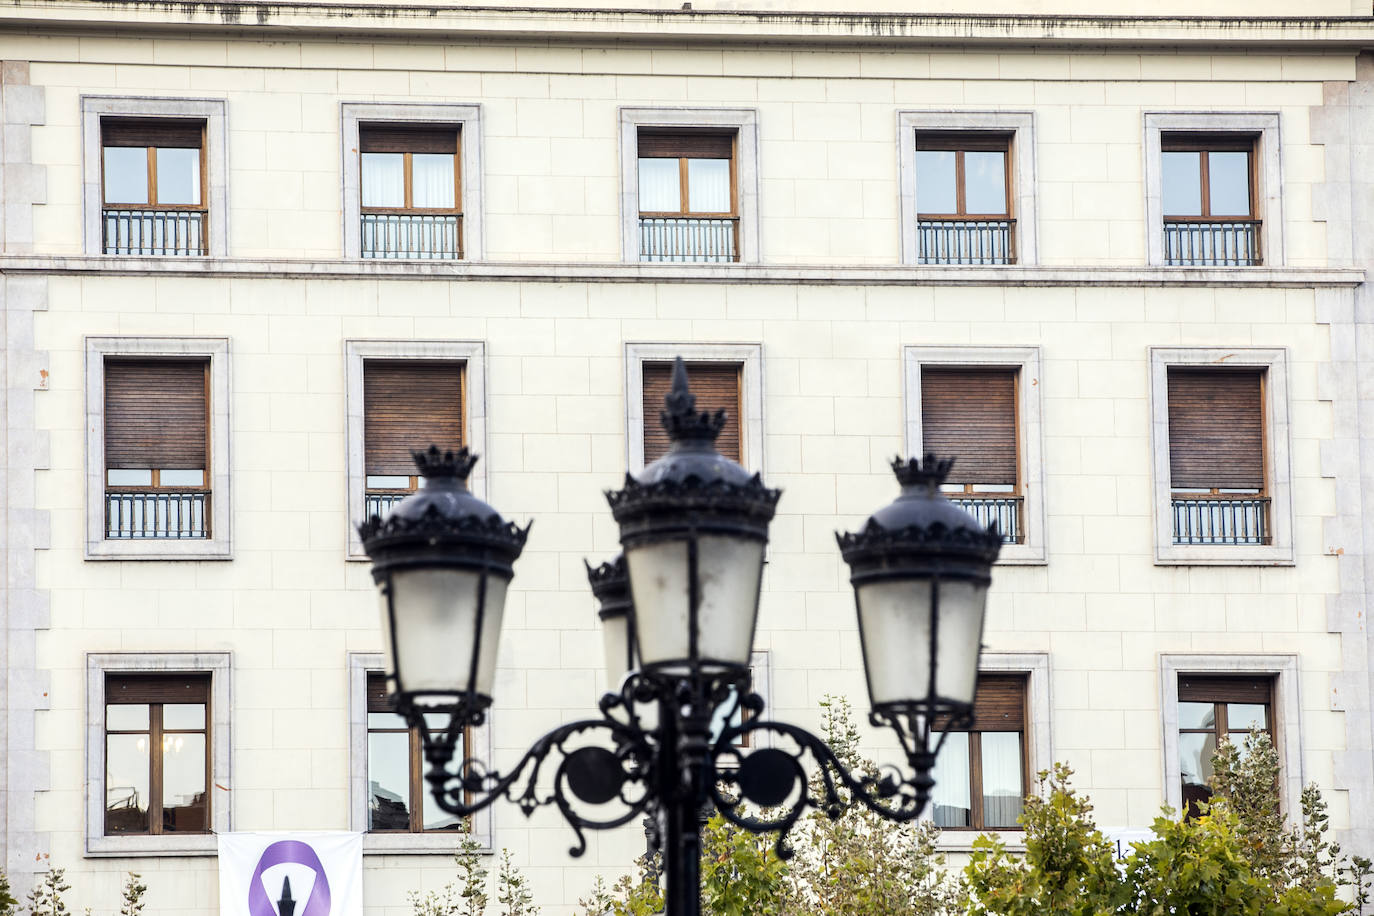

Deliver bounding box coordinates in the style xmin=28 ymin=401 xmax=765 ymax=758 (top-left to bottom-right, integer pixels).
xmin=657 ymin=691 xmax=705 ymax=916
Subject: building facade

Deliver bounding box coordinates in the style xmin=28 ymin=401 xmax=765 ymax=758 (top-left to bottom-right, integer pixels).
xmin=2 ymin=2 xmax=1374 ymax=913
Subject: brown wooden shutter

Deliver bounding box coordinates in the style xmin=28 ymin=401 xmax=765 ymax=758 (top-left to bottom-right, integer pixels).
xmin=934 ymin=674 xmax=1026 ymax=732
xmin=920 ymin=367 xmax=1017 ymax=486
xmin=106 ymin=674 xmax=210 ymax=705
xmin=104 ymin=360 xmax=208 ymax=471
xmin=642 ymin=362 xmax=742 ymax=465
xmin=359 ymin=124 xmax=459 ymax=154
xmin=637 ymin=130 xmax=734 ymax=160
xmin=367 ymin=673 xmax=397 ymax=713
xmin=1167 ymin=368 xmax=1264 ymax=490
xmin=102 ymin=118 xmax=205 ymax=149
xmin=1178 ymin=675 xmax=1273 ymax=705
xmin=364 ymin=361 xmax=464 ymax=476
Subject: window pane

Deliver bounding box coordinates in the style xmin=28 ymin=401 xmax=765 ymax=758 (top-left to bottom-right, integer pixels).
xmin=107 ymin=469 xmax=153 ymax=487
xmin=708 ymin=684 xmax=744 ymax=744
xmin=368 ymin=711 xmax=407 ymax=730
xmin=361 ymin=153 xmax=405 ymax=208
xmin=107 ymin=703 xmax=149 ymax=731
xmin=155 ymin=148 xmax=201 ymax=206
xmin=638 ymin=158 xmax=681 ymax=212
xmin=964 ymin=151 xmax=1008 ymax=215
xmin=1162 ymin=151 xmax=1202 ymax=216
xmin=1227 ymin=703 xmax=1267 ymax=731
xmin=915 ymin=150 xmax=957 ymax=214
xmin=931 ymin=731 xmax=971 ymax=827
xmin=159 ymin=470 xmax=204 ymax=487
xmin=1208 ymin=151 xmax=1251 ymax=217
xmin=367 ymin=475 xmax=412 ymax=489
xmin=1179 ymin=731 xmax=1216 ymax=792
xmin=422 ymin=744 xmax=466 ymax=830
xmin=687 ymin=159 xmax=731 ymax=213
xmin=162 ymin=733 xmax=207 ymax=832
xmin=106 ymin=733 xmax=150 ymax=834
xmin=103 ymin=147 xmax=149 ymax=205
xmin=980 ymin=732 xmax=1024 ymax=828
xmin=412 ymin=154 xmax=456 ymax=208
xmin=163 ymin=703 xmax=206 ymax=730
xmin=367 ymin=731 xmax=412 ymax=830
xmin=1178 ymin=702 xmax=1216 ymax=730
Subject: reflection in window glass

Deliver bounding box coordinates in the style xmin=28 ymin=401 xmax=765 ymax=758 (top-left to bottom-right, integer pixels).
xmin=103 ymin=147 xmax=148 ymax=204
xmin=361 ymin=153 xmax=406 ymax=208
xmin=687 ymin=159 xmax=730 ymax=213
xmin=1177 ymin=701 xmax=1216 ymax=730
xmin=155 ymin=148 xmax=201 ymax=206
xmin=162 ymin=733 xmax=206 ymax=831
xmin=638 ymin=158 xmax=680 ymax=212
xmin=106 ymin=733 xmax=150 ymax=834
xmin=1227 ymin=703 xmax=1267 ymax=731
xmin=980 ymin=732 xmax=1023 ymax=828
xmin=1162 ymin=151 xmax=1203 ymax=216
xmin=1208 ymin=151 xmax=1251 ymax=217
xmin=367 ymin=731 xmax=411 ymax=830
xmin=915 ymin=150 xmax=957 ymax=214
xmin=964 ymin=151 xmax=1007 ymax=215
xmin=1179 ymin=731 xmax=1216 ymax=791
xmin=412 ymin=154 xmax=456 ymax=208
xmin=931 ymin=731 xmax=971 ymax=827
xmin=107 ymin=703 xmax=150 ymax=730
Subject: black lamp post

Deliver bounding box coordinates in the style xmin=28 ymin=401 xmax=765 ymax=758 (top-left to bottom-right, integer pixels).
xmin=358 ymin=358 xmax=1002 ymax=916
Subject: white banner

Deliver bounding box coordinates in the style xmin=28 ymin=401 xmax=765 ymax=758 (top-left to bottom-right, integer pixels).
xmin=218 ymin=832 xmax=363 ymax=916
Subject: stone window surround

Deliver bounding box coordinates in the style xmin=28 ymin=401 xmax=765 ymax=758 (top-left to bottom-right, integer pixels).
xmin=933 ymin=652 xmax=1053 ymax=852
xmin=84 ymin=336 xmax=232 ymax=560
xmin=897 ymin=111 xmax=1039 ymax=267
xmin=81 ymin=96 xmax=229 ymax=258
xmin=345 ymin=339 xmax=487 ymax=560
xmin=85 ymin=652 xmax=232 ymax=857
xmin=347 ymin=653 xmax=494 ymax=853
xmin=903 ymin=346 xmax=1047 ymax=565
xmin=1143 ymin=112 xmax=1284 ymax=267
xmin=340 ymin=102 xmax=484 ymax=260
xmin=1160 ymin=654 xmax=1303 ymax=820
xmin=624 ymin=342 xmax=764 ymax=475
xmin=618 ymin=107 xmax=761 ymax=264
xmin=1148 ymin=346 xmax=1293 ymax=566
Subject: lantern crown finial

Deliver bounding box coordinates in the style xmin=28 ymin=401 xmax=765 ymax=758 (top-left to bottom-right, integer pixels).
xmin=661 ymin=356 xmax=727 ymax=443
xmin=413 ymin=444 xmax=479 ymax=481
xmin=891 ymin=454 xmax=954 ymax=490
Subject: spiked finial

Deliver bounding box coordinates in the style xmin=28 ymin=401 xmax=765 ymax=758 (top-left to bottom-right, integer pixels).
xmin=660 ymin=356 xmax=727 ymax=442
xmin=891 ymin=454 xmax=955 ymax=491
xmin=411 ymin=444 xmax=479 ymax=481
xmin=278 ymin=877 xmax=296 ymax=916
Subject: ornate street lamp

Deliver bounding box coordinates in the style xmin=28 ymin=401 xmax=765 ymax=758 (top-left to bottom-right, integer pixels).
xmin=358 ymin=358 xmax=1001 ymax=916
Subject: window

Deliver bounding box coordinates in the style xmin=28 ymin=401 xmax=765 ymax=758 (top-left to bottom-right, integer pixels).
xmin=366 ymin=674 xmax=470 ymax=832
xmin=82 ymin=97 xmax=228 ymax=257
xmin=708 ymin=652 xmax=770 ymax=750
xmin=364 ymin=360 xmax=464 ymax=518
xmin=86 ymin=337 xmax=231 ymax=560
xmin=1161 ymin=135 xmax=1260 ymax=266
xmin=920 ymin=366 xmax=1022 ymax=544
xmin=1144 ymin=113 xmax=1282 ymax=267
xmin=619 ymin=109 xmax=759 ymax=264
xmin=103 ymin=359 xmax=210 ymax=541
xmin=1150 ymin=348 xmax=1292 ymax=566
xmin=914 ymin=133 xmax=1015 ymax=265
xmin=905 ymin=347 xmax=1046 ymax=564
xmin=636 ymin=130 xmax=738 ymax=263
xmin=104 ymin=674 xmax=210 ymax=836
xmin=345 ymin=340 xmax=486 ymax=559
xmin=898 ymin=112 xmax=1037 ymax=266
xmin=1166 ymin=368 xmax=1268 ymax=546
xmin=359 ymin=124 xmax=462 ymax=260
xmin=86 ymin=652 xmax=231 ymax=856
xmin=341 ymin=104 xmax=484 ymax=261
xmin=930 ymin=675 xmax=1028 ymax=830
xmin=624 ymin=343 xmax=763 ymax=474
xmin=1177 ymin=675 xmax=1274 ymax=818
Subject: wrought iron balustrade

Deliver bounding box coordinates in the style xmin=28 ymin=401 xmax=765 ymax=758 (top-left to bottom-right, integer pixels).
xmin=102 ymin=209 xmax=206 ymax=256
xmin=105 ymin=490 xmax=209 ymax=539
xmin=365 ymin=491 xmax=410 ymax=519
xmin=638 ymin=217 xmax=739 ymax=263
xmin=361 ymin=213 xmax=462 ymax=260
xmin=916 ymin=219 xmax=1015 ymax=265
xmin=1163 ymin=220 xmax=1260 ymax=266
xmin=948 ymin=495 xmax=1023 ymax=544
xmin=1171 ymin=495 xmax=1270 ymax=545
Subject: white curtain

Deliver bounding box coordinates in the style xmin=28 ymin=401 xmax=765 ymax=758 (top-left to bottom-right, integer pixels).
xmin=931 ymin=732 xmax=971 ymax=827
xmin=361 ymin=153 xmax=404 ymax=208
xmin=638 ymin=158 xmax=680 ymax=212
xmin=687 ymin=158 xmax=730 ymax=213
xmin=980 ymin=732 xmax=1024 ymax=828
xmin=412 ymin=153 xmax=455 ymax=208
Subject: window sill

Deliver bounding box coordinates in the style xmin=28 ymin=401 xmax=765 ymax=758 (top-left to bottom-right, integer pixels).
xmin=935 ymin=828 xmax=1025 ymax=853
xmin=87 ymin=833 xmax=218 ymax=857
xmin=363 ymin=833 xmax=492 ymax=856
xmin=86 ymin=538 xmax=231 ymax=561
xmin=994 ymin=543 xmax=1047 ymax=566
xmin=1154 ymin=543 xmax=1294 ymax=566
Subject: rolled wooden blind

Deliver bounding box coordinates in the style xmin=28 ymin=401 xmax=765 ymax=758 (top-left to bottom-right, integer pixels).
xmin=359 ymin=123 xmax=459 ymax=154
xmin=1178 ymin=675 xmax=1273 ymax=705
xmin=104 ymin=360 xmax=208 ymax=471
xmin=106 ymin=674 xmax=210 ymax=706
xmin=367 ymin=673 xmax=398 ymax=714
xmin=364 ymin=361 xmax=464 ymax=476
xmin=934 ymin=674 xmax=1026 ymax=732
xmin=637 ymin=130 xmax=734 ymax=160
xmin=102 ymin=118 xmax=204 ymax=149
xmin=920 ymin=367 xmax=1017 ymax=486
xmin=642 ymin=362 xmax=741 ymax=464
xmin=1167 ymin=368 xmax=1264 ymax=490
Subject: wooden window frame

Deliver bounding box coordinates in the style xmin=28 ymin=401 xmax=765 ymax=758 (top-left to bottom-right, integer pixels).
xmin=1176 ymin=675 xmax=1275 ymax=818
xmin=931 ymin=674 xmax=1030 ymax=832
xmin=640 ymin=359 xmax=744 ymax=466
xmin=636 ymin=129 xmax=739 ymax=220
xmin=100 ymin=119 xmax=209 ymax=216
xmin=919 ymin=365 xmax=1021 ymax=493
xmin=365 ymin=675 xmax=472 ymax=833
xmin=1160 ymin=133 xmax=1260 ymax=224
xmin=362 ymin=358 xmax=467 ymax=503
xmin=913 ymin=131 xmax=1014 ymax=221
xmin=357 ymin=124 xmax=463 ymax=219
xmin=1166 ymin=366 xmax=1268 ymax=498
xmin=103 ymin=358 xmax=212 ymax=497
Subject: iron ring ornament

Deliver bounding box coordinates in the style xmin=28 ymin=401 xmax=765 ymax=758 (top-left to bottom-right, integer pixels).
xmin=358 ymin=358 xmax=1001 ymax=916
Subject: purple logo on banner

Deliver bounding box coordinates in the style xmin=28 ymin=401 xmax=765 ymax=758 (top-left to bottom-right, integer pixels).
xmin=248 ymin=841 xmax=332 ymax=916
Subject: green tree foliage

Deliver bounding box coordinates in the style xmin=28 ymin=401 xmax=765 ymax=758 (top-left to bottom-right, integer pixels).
xmin=409 ymin=834 xmax=489 ymax=916
xmin=495 ymin=849 xmax=538 ymax=916
xmin=117 ymin=874 xmax=145 ymax=916
xmin=701 ymin=812 xmax=788 ymax=916
xmin=25 ymin=869 xmax=70 ymax=916
xmin=0 ymin=872 xmax=18 ymax=916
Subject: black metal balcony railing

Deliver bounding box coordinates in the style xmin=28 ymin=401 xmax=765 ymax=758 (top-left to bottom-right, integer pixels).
xmin=365 ymin=491 xmax=409 ymax=519
xmin=105 ymin=490 xmax=209 ymax=540
xmin=917 ymin=219 xmax=1015 ymax=265
xmin=1163 ymin=220 xmax=1260 ymax=267
xmin=1171 ymin=495 xmax=1270 ymax=546
xmin=638 ymin=217 xmax=739 ymax=263
xmin=361 ymin=213 xmax=462 ymax=260
xmin=949 ymin=495 xmax=1023 ymax=545
xmin=102 ymin=209 xmax=206 ymax=256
